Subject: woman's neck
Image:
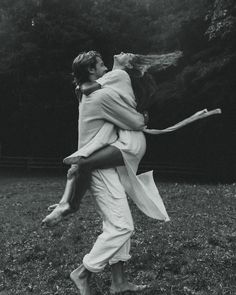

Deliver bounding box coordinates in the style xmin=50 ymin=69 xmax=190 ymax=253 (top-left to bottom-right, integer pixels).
xmin=112 ymin=60 xmax=125 ymax=71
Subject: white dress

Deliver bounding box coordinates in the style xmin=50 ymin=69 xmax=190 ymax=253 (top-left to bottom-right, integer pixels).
xmin=65 ymin=69 xmax=221 ymax=221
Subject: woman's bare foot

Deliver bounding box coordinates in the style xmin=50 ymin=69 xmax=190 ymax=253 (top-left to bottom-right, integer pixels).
xmin=70 ymin=264 xmax=91 ymax=295
xmin=47 ymin=203 xmax=58 ymax=211
xmin=110 ymin=282 xmax=147 ymax=294
xmin=41 ymin=202 xmax=72 ymax=227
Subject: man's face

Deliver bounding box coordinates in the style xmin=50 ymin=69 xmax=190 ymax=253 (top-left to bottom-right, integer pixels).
xmin=93 ymin=57 xmax=108 ymax=79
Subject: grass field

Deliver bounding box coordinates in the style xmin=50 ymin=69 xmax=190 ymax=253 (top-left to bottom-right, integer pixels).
xmin=0 ymin=172 xmax=235 ymax=295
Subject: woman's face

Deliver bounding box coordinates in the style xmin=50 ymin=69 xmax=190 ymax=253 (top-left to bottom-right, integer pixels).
xmin=114 ymin=52 xmax=134 ymax=68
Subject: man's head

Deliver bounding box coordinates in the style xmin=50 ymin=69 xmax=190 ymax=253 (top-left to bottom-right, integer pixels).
xmin=72 ymin=51 xmax=108 ymax=85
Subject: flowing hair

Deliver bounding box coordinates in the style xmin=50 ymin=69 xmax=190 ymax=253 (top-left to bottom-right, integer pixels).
xmin=129 ymin=51 xmax=183 ymax=77
xmin=127 ymin=51 xmax=183 ymax=111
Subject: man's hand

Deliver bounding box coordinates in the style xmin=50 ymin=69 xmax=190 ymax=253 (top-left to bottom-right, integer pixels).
xmin=67 ymin=164 xmax=79 ymax=179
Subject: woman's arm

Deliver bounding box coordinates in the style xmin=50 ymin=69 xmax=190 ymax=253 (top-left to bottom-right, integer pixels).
xmin=84 ymin=70 xmax=146 ymax=130
xmin=97 ymin=92 xmax=146 ymax=131
xmin=81 ymin=82 xmax=101 ymax=96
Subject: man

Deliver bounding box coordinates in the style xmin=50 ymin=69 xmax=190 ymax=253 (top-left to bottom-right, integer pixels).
xmin=69 ymin=51 xmax=147 ymax=295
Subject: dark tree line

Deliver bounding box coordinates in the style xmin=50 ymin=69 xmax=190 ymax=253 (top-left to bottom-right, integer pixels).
xmin=0 ymin=0 xmax=235 ymax=179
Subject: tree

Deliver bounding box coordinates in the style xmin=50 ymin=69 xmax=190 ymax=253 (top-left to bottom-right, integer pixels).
xmin=0 ymin=0 xmax=235 ymax=180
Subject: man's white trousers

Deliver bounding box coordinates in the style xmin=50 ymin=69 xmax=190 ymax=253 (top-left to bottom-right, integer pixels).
xmin=83 ymin=168 xmax=134 ymax=273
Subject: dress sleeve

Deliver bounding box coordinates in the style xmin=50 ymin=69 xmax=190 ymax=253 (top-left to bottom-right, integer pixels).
xmin=98 ymin=94 xmax=145 ymax=131
xmin=96 ymin=70 xmax=128 ymax=87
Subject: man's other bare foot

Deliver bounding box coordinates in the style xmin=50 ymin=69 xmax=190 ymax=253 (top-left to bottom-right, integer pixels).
xmin=70 ymin=264 xmax=91 ymax=295
xmin=41 ymin=202 xmax=72 ymax=227
xmin=110 ymin=282 xmax=147 ymax=294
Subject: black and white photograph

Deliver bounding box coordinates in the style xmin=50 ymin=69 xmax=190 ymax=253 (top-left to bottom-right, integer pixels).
xmin=0 ymin=0 xmax=235 ymax=294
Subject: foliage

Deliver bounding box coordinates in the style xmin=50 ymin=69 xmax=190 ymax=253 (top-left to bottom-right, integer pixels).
xmin=205 ymin=0 xmax=236 ymax=41
xmin=0 ymin=0 xmax=235 ymax=178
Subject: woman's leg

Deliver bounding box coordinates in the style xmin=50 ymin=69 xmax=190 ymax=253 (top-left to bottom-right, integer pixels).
xmin=77 ymin=145 xmax=124 ymax=170
xmin=42 ymin=177 xmax=76 ymax=226
xmin=49 ymin=145 xmax=124 ymax=210
xmin=47 ymin=176 xmax=76 ymax=211
xmin=42 ymin=146 xmax=124 ymax=226
xmin=69 ymin=145 xmax=124 ymax=210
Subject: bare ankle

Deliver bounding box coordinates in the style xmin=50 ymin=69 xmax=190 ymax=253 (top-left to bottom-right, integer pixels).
xmin=111 ymin=261 xmax=126 ymax=287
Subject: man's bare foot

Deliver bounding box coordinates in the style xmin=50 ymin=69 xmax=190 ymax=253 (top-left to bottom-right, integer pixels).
xmin=63 ymin=156 xmax=80 ymax=165
xmin=41 ymin=202 xmax=72 ymax=227
xmin=110 ymin=282 xmax=147 ymax=294
xmin=70 ymin=264 xmax=91 ymax=295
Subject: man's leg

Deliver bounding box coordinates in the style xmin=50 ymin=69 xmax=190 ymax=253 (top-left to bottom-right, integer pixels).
xmin=83 ymin=169 xmax=147 ymax=293
xmin=42 ymin=146 xmax=124 ymax=226
xmin=82 ymin=168 xmax=133 ymax=272
xmin=109 ymin=240 xmax=147 ymax=293
xmin=70 ymin=169 xmax=132 ymax=294
xmin=82 ymin=196 xmax=133 ymax=273
xmin=110 ymin=261 xmax=147 ymax=294
xmin=70 ymin=264 xmax=92 ymax=295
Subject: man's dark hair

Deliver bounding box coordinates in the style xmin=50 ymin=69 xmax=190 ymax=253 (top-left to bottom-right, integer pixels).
xmin=72 ymin=51 xmax=102 ymax=86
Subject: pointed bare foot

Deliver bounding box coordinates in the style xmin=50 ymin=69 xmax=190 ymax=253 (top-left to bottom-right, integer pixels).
xmin=70 ymin=264 xmax=91 ymax=295
xmin=63 ymin=156 xmax=80 ymax=165
xmin=47 ymin=203 xmax=58 ymax=211
xmin=41 ymin=202 xmax=72 ymax=227
xmin=110 ymin=282 xmax=147 ymax=294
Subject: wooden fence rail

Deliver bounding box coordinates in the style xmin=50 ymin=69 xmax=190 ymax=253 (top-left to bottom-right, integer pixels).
xmin=0 ymin=156 xmax=64 ymax=170
xmin=0 ymin=156 xmax=205 ymax=177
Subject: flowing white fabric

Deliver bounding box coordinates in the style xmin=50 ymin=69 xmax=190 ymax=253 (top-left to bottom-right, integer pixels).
xmin=111 ymin=130 xmax=170 ymax=220
xmin=144 ymin=108 xmax=221 ymax=135
xmin=64 ymin=69 xmax=221 ymax=221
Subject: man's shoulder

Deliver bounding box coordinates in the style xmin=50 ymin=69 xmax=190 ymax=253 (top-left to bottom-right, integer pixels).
xmin=82 ymin=88 xmax=109 ymax=103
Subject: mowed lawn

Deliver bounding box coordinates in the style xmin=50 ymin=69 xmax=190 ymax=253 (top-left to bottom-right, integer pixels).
xmin=0 ymin=172 xmax=235 ymax=295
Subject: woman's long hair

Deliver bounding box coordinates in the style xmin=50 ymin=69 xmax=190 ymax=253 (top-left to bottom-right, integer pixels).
xmin=127 ymin=51 xmax=183 ymax=112
xmin=129 ymin=51 xmax=183 ymax=77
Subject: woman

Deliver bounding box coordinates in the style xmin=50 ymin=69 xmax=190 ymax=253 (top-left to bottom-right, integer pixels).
xmin=42 ymin=51 xmax=220 ymax=226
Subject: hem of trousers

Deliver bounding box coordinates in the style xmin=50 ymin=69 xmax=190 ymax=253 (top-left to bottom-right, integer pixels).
xmin=83 ymin=259 xmax=104 ymax=273
xmin=109 ymin=255 xmax=131 ymax=265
